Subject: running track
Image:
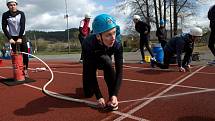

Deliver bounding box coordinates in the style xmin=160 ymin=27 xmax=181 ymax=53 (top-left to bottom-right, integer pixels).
xmin=0 ymin=59 xmax=215 ymax=121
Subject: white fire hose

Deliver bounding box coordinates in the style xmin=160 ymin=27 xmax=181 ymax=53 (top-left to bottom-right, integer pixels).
xmin=21 ymin=52 xmax=97 ymax=108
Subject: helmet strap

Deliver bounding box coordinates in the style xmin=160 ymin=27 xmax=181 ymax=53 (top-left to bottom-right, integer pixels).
xmin=99 ymin=33 xmax=105 ymax=46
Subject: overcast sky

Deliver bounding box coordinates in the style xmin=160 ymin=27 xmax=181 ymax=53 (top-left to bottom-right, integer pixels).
xmin=0 ymin=0 xmax=214 ymax=33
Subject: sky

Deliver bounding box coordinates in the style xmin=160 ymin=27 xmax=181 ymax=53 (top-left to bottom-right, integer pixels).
xmin=0 ymin=0 xmax=127 ymax=32
xmin=0 ymin=0 xmax=214 ymax=33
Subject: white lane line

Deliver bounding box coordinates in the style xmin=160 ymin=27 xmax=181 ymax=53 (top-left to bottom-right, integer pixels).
xmin=196 ymin=72 xmax=215 ymax=75
xmin=123 ymin=65 xmax=176 ymax=72
xmin=119 ymin=88 xmax=215 ymax=103
xmin=51 ymin=70 xmax=210 ymax=91
xmin=113 ymin=111 xmax=149 ymax=121
xmin=114 ymin=66 xmax=206 ymax=121
xmin=0 ymin=75 xmax=64 ymax=96
xmin=123 ymin=78 xmax=210 ymax=90
xmin=1 ymin=67 xmax=212 ymax=102
xmin=123 ymin=65 xmax=196 ymax=70
xmin=124 ymin=65 xmax=215 ymax=75
xmin=1 ymin=67 xmax=210 ymax=90
xmin=0 ymin=66 xmax=12 ymax=69
xmin=0 ymin=76 xmax=147 ymax=121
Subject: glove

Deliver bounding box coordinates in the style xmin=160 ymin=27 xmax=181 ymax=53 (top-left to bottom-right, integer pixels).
xmin=9 ymin=39 xmax=15 ymax=44
xmin=17 ymin=38 xmax=22 ymax=44
xmin=178 ymin=67 xmax=186 ymax=72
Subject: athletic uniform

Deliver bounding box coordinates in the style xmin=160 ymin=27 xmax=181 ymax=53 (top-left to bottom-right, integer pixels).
xmin=82 ymin=34 xmax=123 ymax=100
xmin=2 ymin=10 xmax=28 ymax=69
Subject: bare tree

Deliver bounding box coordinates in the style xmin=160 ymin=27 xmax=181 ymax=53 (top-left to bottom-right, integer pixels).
xmin=164 ymin=0 xmax=167 ymax=26
xmin=116 ymin=0 xmax=197 ymax=36
xmin=154 ymin=0 xmax=159 ymax=29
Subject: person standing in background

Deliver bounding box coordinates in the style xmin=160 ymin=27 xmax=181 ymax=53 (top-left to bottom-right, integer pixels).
xmin=2 ymin=0 xmax=29 ymax=77
xmin=133 ymin=15 xmax=155 ymax=64
xmin=78 ymin=13 xmax=91 ymax=63
xmin=156 ymin=19 xmax=167 ymax=49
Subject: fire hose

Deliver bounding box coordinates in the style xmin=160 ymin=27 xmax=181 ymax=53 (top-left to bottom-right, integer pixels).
xmin=20 ymin=52 xmax=97 ymax=108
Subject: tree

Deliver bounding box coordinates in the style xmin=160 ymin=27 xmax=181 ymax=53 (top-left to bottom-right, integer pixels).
xmin=172 ymin=0 xmax=197 ymax=35
xmin=116 ymin=0 xmax=197 ymax=36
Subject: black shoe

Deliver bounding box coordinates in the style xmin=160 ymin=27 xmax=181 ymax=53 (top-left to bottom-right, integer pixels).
xmin=139 ymin=60 xmax=146 ymax=64
xmin=150 ymin=59 xmax=155 ymax=68
xmin=79 ymin=60 xmax=83 ymax=63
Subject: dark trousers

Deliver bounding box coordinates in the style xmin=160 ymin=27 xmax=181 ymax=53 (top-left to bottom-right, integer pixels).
xmin=140 ymin=37 xmax=154 ymax=61
xmin=1 ymin=50 xmax=6 ymax=58
xmin=154 ymin=50 xmax=191 ymax=69
xmin=78 ymin=34 xmax=85 ymax=60
xmin=11 ymin=36 xmax=29 ymax=69
xmin=159 ymin=40 xmax=167 ymax=50
xmin=83 ymin=54 xmax=119 ymax=100
xmin=208 ymin=27 xmax=215 ymax=57
xmin=154 ymin=50 xmax=172 ymax=69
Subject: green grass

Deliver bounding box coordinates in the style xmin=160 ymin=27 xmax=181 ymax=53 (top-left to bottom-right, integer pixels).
xmin=34 ymin=49 xmax=81 ymax=55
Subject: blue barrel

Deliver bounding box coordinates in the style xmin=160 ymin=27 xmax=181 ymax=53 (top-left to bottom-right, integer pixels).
xmin=153 ymin=43 xmax=164 ymax=63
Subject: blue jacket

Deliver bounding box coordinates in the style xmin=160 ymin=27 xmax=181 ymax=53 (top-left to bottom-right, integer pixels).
xmin=165 ymin=34 xmax=194 ymax=67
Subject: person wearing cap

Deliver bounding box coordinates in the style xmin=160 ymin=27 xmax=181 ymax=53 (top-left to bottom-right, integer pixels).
xmin=82 ymin=14 xmax=123 ymax=111
xmin=78 ymin=14 xmax=91 ymax=63
xmin=133 ymin=15 xmax=155 ymax=64
xmin=208 ymin=4 xmax=215 ymax=64
xmin=2 ymin=0 xmax=29 ymax=77
xmin=151 ymin=27 xmax=203 ymax=72
xmin=156 ymin=19 xmax=167 ymax=49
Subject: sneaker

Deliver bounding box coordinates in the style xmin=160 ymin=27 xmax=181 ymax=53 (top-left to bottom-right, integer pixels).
xmin=208 ymin=60 xmax=215 ymax=65
xmin=151 ymin=57 xmax=156 ymax=61
xmin=97 ymin=98 xmax=106 ymax=109
xmin=106 ymin=96 xmax=119 ymax=111
xmin=150 ymin=59 xmax=156 ymax=68
xmin=24 ymin=70 xmax=29 ymax=78
xmin=139 ymin=60 xmax=145 ymax=64
xmin=79 ymin=60 xmax=83 ymax=63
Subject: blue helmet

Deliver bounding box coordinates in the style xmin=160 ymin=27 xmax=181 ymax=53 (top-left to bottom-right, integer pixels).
xmin=92 ymin=14 xmax=117 ymax=35
xmin=160 ymin=19 xmax=165 ymax=25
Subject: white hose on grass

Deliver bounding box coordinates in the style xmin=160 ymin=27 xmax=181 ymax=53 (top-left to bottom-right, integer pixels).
xmin=21 ymin=52 xmax=97 ymax=107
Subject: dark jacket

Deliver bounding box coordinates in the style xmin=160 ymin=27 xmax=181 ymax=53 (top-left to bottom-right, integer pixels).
xmin=2 ymin=10 xmax=26 ymax=40
xmin=135 ymin=21 xmax=150 ymax=41
xmin=208 ymin=5 xmax=215 ymax=28
xmin=156 ymin=27 xmax=167 ymax=41
xmin=82 ymin=34 xmax=123 ymax=96
xmin=165 ymin=34 xmax=194 ymax=67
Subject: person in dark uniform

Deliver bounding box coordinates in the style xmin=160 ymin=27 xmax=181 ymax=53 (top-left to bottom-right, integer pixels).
xmin=156 ymin=19 xmax=167 ymax=49
xmin=78 ymin=13 xmax=91 ymax=63
xmin=1 ymin=47 xmax=6 ymax=58
xmin=151 ymin=27 xmax=203 ymax=72
xmin=2 ymin=0 xmax=29 ymax=77
xmin=133 ymin=15 xmax=155 ymax=64
xmin=208 ymin=4 xmax=215 ymax=64
xmin=82 ymin=14 xmax=123 ymax=111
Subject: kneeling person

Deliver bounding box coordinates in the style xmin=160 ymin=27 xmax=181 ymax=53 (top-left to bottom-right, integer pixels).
xmin=82 ymin=14 xmax=123 ymax=110
xmin=151 ymin=27 xmax=203 ymax=72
